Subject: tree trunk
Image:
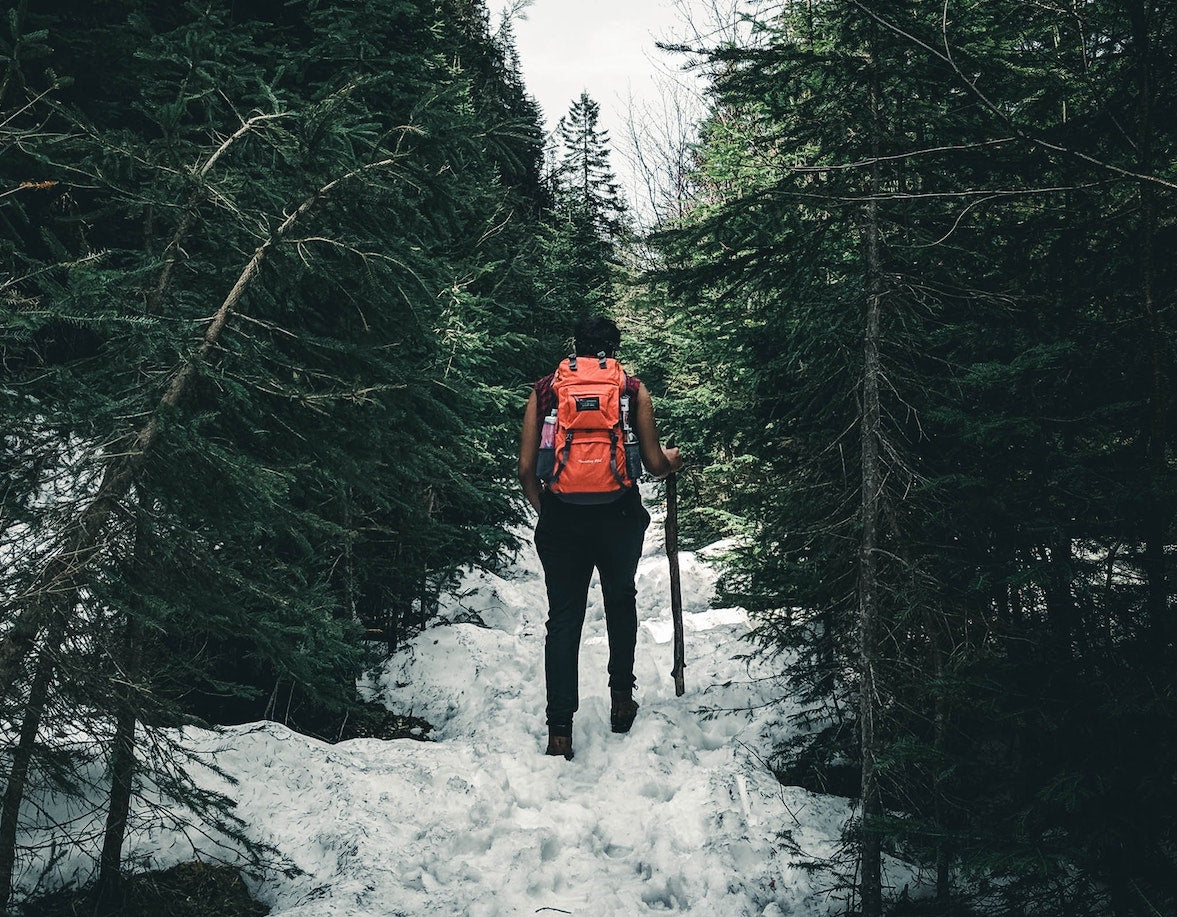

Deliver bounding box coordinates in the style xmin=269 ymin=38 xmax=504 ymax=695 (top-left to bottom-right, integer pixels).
xmin=0 ymin=154 xmax=405 ymax=702
xmin=930 ymin=622 xmax=952 ymax=904
xmin=858 ymin=36 xmax=885 ymax=917
xmin=97 ymin=614 xmax=143 ymax=900
xmin=1046 ymin=528 xmax=1076 ymax=661
xmin=386 ymin=600 xmax=401 ymax=656
xmin=0 ymin=644 xmax=55 ymax=909
xmin=341 ymin=485 xmax=357 ymax=622
xmin=1128 ymin=0 xmax=1169 ymax=650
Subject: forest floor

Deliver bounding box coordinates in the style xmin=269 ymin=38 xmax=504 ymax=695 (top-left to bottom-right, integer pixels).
xmin=13 ymin=494 xmax=917 ymax=915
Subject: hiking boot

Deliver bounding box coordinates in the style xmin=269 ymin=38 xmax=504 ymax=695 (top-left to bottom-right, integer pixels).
xmin=610 ymin=690 xmax=639 ymax=734
xmin=545 ymin=734 xmax=574 ymax=760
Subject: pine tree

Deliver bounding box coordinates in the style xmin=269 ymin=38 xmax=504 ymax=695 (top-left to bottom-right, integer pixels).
xmin=1 ymin=0 xmax=557 ymax=903
xmin=647 ymin=0 xmax=1177 ymax=913
xmin=555 ymin=91 xmax=627 ymax=242
xmin=540 ymin=91 xmax=630 ymax=322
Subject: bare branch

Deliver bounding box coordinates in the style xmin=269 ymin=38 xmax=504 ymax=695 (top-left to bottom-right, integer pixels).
xmin=0 ymin=150 xmax=411 ymax=701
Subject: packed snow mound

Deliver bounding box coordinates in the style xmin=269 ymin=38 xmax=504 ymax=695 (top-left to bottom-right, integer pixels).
xmin=206 ymin=506 xmax=855 ymax=916
xmin=16 ymin=496 xmax=886 ymax=915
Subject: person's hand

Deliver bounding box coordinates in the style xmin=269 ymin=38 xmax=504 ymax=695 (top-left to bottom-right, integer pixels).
xmin=663 ymin=446 xmax=683 ymax=473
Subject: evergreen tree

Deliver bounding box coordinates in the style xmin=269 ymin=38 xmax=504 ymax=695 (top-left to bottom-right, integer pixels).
xmin=541 ymin=91 xmax=630 ymax=322
xmin=555 ymin=91 xmax=627 ymax=242
xmin=0 ymin=0 xmax=556 ymax=903
xmin=649 ymin=0 xmax=1177 ymax=912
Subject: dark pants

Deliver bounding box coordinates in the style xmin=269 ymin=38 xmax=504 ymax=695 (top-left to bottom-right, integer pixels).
xmin=534 ymin=487 xmax=651 ymax=737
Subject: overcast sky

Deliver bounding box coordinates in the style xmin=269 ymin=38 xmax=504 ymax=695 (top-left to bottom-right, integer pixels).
xmin=509 ymin=0 xmax=713 ymax=215
xmin=511 ymin=0 xmax=687 ymax=125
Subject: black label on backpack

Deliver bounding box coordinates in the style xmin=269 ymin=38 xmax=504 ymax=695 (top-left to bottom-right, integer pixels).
xmin=575 ymin=396 xmax=600 ymax=412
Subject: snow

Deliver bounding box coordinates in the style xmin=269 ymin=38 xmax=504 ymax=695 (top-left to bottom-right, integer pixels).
xmin=13 ymin=492 xmax=906 ymax=915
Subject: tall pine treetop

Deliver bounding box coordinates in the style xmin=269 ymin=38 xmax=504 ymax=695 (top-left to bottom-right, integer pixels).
xmin=554 ymin=90 xmax=627 ymax=241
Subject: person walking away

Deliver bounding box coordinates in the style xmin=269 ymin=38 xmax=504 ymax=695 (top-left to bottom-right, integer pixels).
xmin=517 ymin=316 xmax=682 ymax=759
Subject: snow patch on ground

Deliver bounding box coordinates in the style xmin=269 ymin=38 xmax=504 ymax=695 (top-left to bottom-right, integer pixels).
xmin=15 ymin=497 xmax=909 ymax=914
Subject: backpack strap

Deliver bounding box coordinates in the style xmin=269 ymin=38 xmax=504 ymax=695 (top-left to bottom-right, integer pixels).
xmin=620 ymin=374 xmax=640 ymax=432
xmin=550 ymin=431 xmax=572 ymax=484
xmin=608 ymin=428 xmax=627 ymax=487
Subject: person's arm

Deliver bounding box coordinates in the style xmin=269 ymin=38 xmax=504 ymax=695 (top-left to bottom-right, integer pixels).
xmin=517 ymin=389 xmax=543 ymax=512
xmin=632 ymin=381 xmax=682 ymax=479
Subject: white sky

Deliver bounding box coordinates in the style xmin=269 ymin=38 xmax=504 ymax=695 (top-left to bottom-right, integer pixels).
xmin=511 ymin=0 xmax=688 ymax=127
xmin=509 ymin=0 xmax=713 ymax=216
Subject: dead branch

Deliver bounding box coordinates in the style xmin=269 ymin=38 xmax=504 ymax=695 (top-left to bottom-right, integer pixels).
xmin=0 ymin=151 xmax=408 ymax=702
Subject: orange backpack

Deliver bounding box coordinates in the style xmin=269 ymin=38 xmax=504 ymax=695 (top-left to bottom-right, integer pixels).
xmin=537 ymin=353 xmax=641 ymax=503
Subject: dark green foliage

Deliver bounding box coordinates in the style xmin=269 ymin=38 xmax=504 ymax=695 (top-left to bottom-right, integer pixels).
xmin=555 ymin=91 xmax=627 ymax=243
xmin=651 ymin=0 xmax=1177 ymax=913
xmin=540 ymin=91 xmax=630 ymax=323
xmin=1 ymin=0 xmax=552 ymax=903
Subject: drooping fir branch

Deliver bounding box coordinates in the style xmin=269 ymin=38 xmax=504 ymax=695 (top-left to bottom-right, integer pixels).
xmin=145 ymin=110 xmax=295 ymax=313
xmin=0 ymin=145 xmax=415 ymax=702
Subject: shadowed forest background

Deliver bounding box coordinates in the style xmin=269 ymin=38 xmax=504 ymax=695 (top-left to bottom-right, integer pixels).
xmin=1 ymin=1 xmax=1175 ymax=915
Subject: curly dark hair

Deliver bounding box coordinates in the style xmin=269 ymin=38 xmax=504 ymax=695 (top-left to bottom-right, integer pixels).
xmin=573 ymin=315 xmax=621 ymax=358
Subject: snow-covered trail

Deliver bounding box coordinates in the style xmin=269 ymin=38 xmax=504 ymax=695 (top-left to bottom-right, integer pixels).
xmin=167 ymin=502 xmax=855 ymax=915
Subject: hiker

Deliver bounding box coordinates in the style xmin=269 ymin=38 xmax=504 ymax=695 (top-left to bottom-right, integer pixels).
xmin=518 ymin=315 xmax=682 ymax=760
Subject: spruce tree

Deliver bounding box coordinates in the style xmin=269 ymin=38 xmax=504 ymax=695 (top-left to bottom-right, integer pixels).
xmin=555 ymin=91 xmax=627 ymax=243
xmin=649 ymin=0 xmax=1177 ymax=912
xmin=1 ymin=0 xmax=556 ymax=903
xmin=542 ymin=91 xmax=630 ymax=321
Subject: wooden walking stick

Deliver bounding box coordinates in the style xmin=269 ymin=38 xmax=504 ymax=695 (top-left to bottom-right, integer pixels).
xmin=665 ymin=467 xmax=686 ymax=697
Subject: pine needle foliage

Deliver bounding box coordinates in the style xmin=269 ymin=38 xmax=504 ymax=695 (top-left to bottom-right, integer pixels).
xmin=540 ymin=91 xmax=631 ymax=323
xmin=647 ymin=0 xmax=1177 ymax=913
xmin=1 ymin=0 xmax=554 ymax=904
